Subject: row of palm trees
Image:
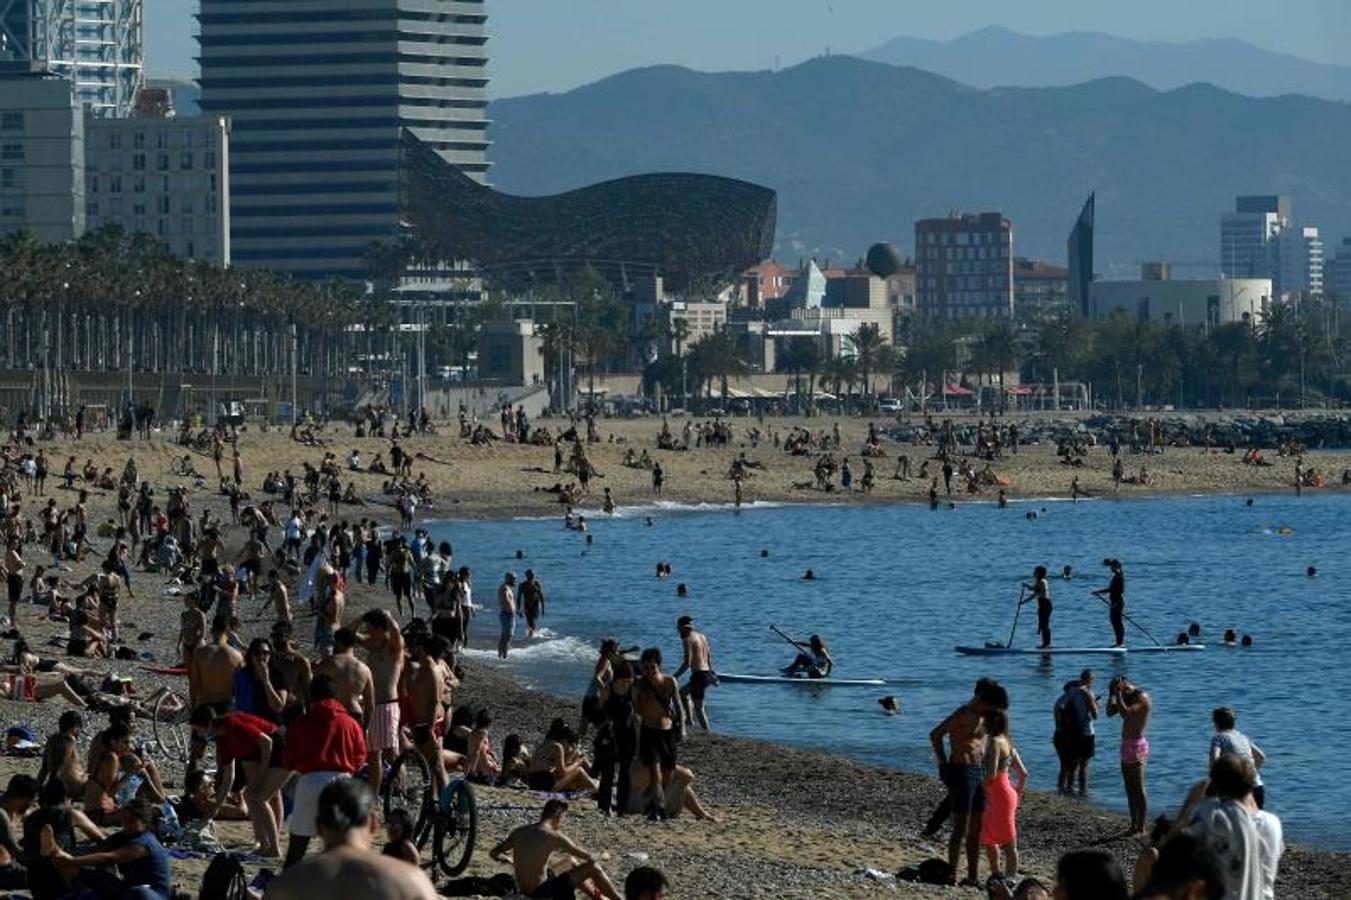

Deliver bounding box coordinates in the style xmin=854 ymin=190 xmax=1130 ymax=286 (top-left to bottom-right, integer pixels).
xmin=0 ymin=227 xmax=384 ymax=382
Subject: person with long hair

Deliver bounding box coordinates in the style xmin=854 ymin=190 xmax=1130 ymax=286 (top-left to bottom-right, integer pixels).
xmin=980 ymin=708 xmax=1028 ymax=880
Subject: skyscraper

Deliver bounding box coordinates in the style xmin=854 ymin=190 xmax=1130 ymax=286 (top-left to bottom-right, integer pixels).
xmin=0 ymin=1 xmax=144 ymax=118
xmin=1277 ymin=225 xmax=1323 ymax=299
xmin=197 ymin=0 xmax=492 ymax=279
xmin=1067 ymin=192 xmax=1094 ymax=317
xmin=1220 ymin=195 xmax=1288 ymax=282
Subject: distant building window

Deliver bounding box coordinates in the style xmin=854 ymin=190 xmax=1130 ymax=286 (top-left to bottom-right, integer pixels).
xmin=0 ymin=112 xmax=23 ymax=131
xmin=157 ymin=195 xmax=170 ymax=215
xmin=88 ymin=201 xmax=99 ymax=217
xmin=0 ymin=168 xmax=19 ymax=189
xmin=157 ymin=153 xmax=170 ymax=172
xmin=0 ymin=143 xmax=23 ymax=162
xmin=109 ymin=175 xmax=122 ymax=193
xmin=204 ymin=151 xmax=216 ymax=169
xmin=180 ymin=152 xmax=193 ymax=170
xmin=109 ymin=132 xmax=122 ymax=150
xmin=133 ymin=132 xmax=145 ymax=150
xmin=157 ymin=132 xmax=167 ymax=149
xmin=132 ymin=153 xmax=146 ymax=171
xmin=0 ymin=201 xmax=25 ymax=219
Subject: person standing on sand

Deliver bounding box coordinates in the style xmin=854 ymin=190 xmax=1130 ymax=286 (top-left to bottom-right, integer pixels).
xmin=1093 ymin=559 xmax=1126 ymax=647
xmin=652 ymin=462 xmax=664 ymax=497
xmin=635 ymin=648 xmax=681 ymax=819
xmin=1107 ymin=675 xmax=1152 ymax=836
xmin=497 ymin=572 xmax=517 ymax=659
xmin=929 ymin=678 xmax=1004 ymax=887
xmin=980 ymin=709 xmax=1027 ymax=881
xmin=1025 ymin=566 xmax=1051 ymax=649
xmin=672 ymin=616 xmax=715 ymax=733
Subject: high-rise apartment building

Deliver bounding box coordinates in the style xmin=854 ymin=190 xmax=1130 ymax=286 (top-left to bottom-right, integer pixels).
xmin=1327 ymin=237 xmax=1351 ymax=301
xmin=915 ymin=212 xmax=1014 ymax=319
xmin=0 ymin=69 xmax=85 ymax=242
xmin=197 ymin=0 xmax=492 ymax=279
xmin=1276 ymin=224 xmax=1323 ymax=299
xmin=1067 ymin=192 xmax=1094 ymax=317
xmin=0 ymin=0 xmax=144 ymax=118
xmin=85 ymin=101 xmax=231 ymax=265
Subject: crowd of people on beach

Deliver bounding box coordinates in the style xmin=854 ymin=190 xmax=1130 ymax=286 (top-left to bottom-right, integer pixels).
xmin=0 ymin=401 xmax=1323 ymax=899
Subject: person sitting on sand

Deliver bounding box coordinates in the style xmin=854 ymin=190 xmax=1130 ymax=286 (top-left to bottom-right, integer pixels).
xmin=173 ymin=769 xmax=248 ymax=824
xmin=488 ymin=799 xmax=622 ymax=900
xmin=527 ymin=719 xmax=598 ymax=794
xmin=623 ymin=759 xmax=718 ymax=822
xmin=497 ymin=734 xmax=531 ymax=787
xmin=461 ymin=709 xmax=499 ymax=783
xmin=381 ymin=807 xmax=420 ymax=867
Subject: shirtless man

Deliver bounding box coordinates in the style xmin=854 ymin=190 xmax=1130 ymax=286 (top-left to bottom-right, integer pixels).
xmin=1107 ymin=675 xmax=1153 ymax=836
xmin=497 ymin=571 xmax=516 ymax=659
xmin=634 ymin=648 xmax=681 ymax=819
xmin=177 ymin=592 xmax=207 ymax=669
xmin=270 ymin=622 xmax=312 ymax=724
xmin=260 ymin=570 xmax=291 ymax=627
xmin=314 ymin=628 xmax=373 ymax=726
xmin=263 ymin=778 xmax=437 ymax=900
xmin=488 ymin=799 xmax=621 ymax=900
xmin=237 ymin=533 xmax=267 ymax=598
xmin=0 ymin=774 xmax=36 ymax=888
xmin=5 ymin=539 xmax=24 ymax=627
xmin=1025 ymin=566 xmax=1052 ymax=649
xmin=189 ymin=614 xmax=243 ymax=768
xmin=929 ymin=678 xmax=1004 ymax=887
xmin=520 ymin=569 xmax=545 ymax=638
xmin=357 ymin=610 xmax=403 ymax=804
xmin=407 ymin=636 xmax=448 ymax=792
xmin=314 ymin=564 xmax=345 ymax=658
xmin=672 ymin=616 xmax=715 ymax=732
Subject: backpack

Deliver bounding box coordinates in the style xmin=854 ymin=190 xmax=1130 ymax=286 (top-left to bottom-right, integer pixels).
xmin=199 ymin=851 xmax=248 ymax=900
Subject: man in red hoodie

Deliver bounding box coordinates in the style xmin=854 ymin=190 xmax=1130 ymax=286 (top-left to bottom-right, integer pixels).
xmin=282 ymin=673 xmax=367 ymax=868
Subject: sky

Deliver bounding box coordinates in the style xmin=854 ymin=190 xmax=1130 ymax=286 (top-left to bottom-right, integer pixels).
xmin=147 ymin=0 xmax=1351 ymax=96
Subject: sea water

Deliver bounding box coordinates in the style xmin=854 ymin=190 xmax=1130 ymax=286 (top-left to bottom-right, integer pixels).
xmin=426 ymin=493 xmax=1350 ymax=849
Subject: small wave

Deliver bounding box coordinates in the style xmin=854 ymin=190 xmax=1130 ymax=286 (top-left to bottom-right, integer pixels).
xmin=460 ymin=634 xmax=595 ymax=664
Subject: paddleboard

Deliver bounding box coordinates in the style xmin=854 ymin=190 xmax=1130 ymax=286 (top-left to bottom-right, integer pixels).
xmin=955 ymin=645 xmax=1205 ymax=657
xmin=715 ymin=673 xmax=887 ymax=686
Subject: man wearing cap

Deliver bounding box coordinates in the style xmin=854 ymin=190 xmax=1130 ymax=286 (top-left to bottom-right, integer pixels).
xmin=672 ymin=616 xmax=716 ymax=733
xmin=52 ymin=796 xmax=171 ymax=899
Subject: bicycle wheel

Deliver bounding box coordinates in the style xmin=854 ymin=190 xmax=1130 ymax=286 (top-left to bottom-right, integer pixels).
xmin=384 ymin=749 xmax=433 ymax=847
xmin=434 ymin=779 xmax=477 ymax=877
xmin=151 ymin=690 xmax=190 ymax=762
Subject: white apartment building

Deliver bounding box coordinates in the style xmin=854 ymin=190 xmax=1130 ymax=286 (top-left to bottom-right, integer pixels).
xmin=1276 ymin=225 xmax=1323 ymax=299
xmin=1090 ymin=272 xmax=1272 ymax=328
xmin=0 ymin=70 xmax=84 ymax=242
xmin=197 ymin=0 xmax=491 ymax=279
xmin=84 ymin=110 xmax=231 ymax=265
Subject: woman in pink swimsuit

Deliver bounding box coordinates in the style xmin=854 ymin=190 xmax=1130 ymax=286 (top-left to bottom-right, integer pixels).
xmin=980 ymin=709 xmax=1028 ymax=879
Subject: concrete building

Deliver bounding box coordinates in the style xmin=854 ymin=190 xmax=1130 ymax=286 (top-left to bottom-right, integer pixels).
xmin=1067 ymin=192 xmax=1094 ymax=317
xmin=741 ymin=260 xmax=792 ymax=309
xmin=885 ymin=265 xmax=917 ymax=314
xmin=0 ymin=0 xmax=144 ymax=118
xmin=664 ymin=300 xmax=727 ymax=348
xmin=823 ymin=270 xmax=887 ymax=309
xmin=477 ymin=318 xmax=543 ymax=386
xmin=1013 ymin=257 xmax=1070 ymax=320
xmin=1089 ymin=265 xmax=1271 ymax=328
xmin=1327 ymin=237 xmax=1351 ymax=301
xmin=1221 ymin=195 xmax=1289 ymax=282
xmin=1276 ymin=225 xmax=1323 ymax=299
xmin=0 ymin=69 xmax=84 ymax=242
xmin=84 ymin=98 xmax=231 ymax=265
xmin=915 ymin=212 xmax=1014 ymax=319
xmin=197 ymin=0 xmax=491 ymax=279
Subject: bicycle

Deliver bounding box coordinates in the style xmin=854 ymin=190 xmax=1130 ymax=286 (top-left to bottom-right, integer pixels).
xmin=150 ymin=689 xmax=191 ymax=762
xmin=383 ymin=748 xmax=477 ymax=877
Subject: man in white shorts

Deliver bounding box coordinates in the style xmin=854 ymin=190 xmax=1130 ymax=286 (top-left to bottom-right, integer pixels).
xmin=282 ymin=674 xmax=367 ymax=869
xmin=358 ymin=609 xmax=404 ymax=805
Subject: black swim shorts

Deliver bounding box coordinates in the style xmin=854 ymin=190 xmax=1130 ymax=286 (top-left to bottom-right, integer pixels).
xmin=689 ymin=670 xmax=716 ymax=702
xmin=943 ymin=763 xmax=987 ymax=814
xmin=527 ymin=870 xmax=576 ymax=900
xmin=639 ymin=725 xmax=677 ymax=771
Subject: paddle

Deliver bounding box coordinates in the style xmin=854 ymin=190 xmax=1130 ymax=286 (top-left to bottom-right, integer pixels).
xmin=1087 ymin=590 xmax=1166 ymax=649
xmin=1004 ymin=584 xmax=1027 ymax=649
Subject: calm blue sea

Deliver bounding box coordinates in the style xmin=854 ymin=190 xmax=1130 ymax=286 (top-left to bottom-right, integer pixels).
xmin=426 ymin=493 xmax=1349 ymax=849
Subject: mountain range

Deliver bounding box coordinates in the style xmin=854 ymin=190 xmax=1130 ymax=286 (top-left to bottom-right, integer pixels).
xmin=488 ymin=56 xmax=1351 ymax=271
xmin=864 ymin=27 xmax=1351 ymax=103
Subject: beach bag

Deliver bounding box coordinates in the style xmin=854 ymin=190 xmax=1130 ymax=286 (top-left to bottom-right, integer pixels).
xmin=200 ymin=851 xmax=248 ymax=900
xmin=896 ymin=857 xmax=954 ymax=885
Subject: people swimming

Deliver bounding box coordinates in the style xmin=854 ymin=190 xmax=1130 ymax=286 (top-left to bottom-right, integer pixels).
xmin=782 ymin=634 xmax=833 ymax=679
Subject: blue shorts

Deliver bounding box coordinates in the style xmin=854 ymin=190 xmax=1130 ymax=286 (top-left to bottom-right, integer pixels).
xmin=942 ymin=762 xmax=987 ymax=814
xmin=498 ymin=610 xmax=515 ymax=639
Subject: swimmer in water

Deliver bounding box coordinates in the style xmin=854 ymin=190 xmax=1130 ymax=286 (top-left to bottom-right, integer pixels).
xmin=878 ymin=696 xmax=900 ymax=715
xmin=802 ymin=569 xmax=816 ymax=581
xmin=1241 ymin=635 xmax=1253 ymax=647
xmin=759 ymin=549 xmax=769 ymax=558
xmin=1061 ymin=565 xmax=1074 ymax=580
xmin=1307 ymin=566 xmax=1318 ymax=577
xmin=676 ymin=583 xmax=688 ymax=598
xmin=644 ymin=516 xmax=654 ymax=527
xmin=1188 ymin=622 xmax=1202 ymax=639
xmin=1223 ymin=628 xmax=1238 ymax=645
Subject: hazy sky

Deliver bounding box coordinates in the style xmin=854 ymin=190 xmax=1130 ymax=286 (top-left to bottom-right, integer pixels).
xmin=148 ymin=0 xmax=1351 ymax=96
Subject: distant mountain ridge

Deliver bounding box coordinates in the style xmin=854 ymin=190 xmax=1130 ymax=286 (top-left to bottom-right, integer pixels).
xmin=487 ymin=56 xmax=1351 ymax=270
xmin=864 ymin=26 xmax=1351 ymax=102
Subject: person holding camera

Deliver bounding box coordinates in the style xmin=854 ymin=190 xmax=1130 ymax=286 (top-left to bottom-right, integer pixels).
xmin=1107 ymin=675 xmax=1153 ymax=836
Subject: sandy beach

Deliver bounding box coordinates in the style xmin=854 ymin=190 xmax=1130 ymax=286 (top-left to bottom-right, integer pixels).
xmin=0 ymin=413 xmax=1348 ymax=897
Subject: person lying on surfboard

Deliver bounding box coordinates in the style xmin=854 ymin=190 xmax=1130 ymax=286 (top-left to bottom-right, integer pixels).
xmin=781 ymin=634 xmax=833 ymax=679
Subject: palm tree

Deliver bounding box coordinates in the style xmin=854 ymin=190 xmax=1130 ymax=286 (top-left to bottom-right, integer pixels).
xmin=846 ymin=323 xmax=893 ymax=411
xmin=776 ymin=336 xmax=820 ymax=411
